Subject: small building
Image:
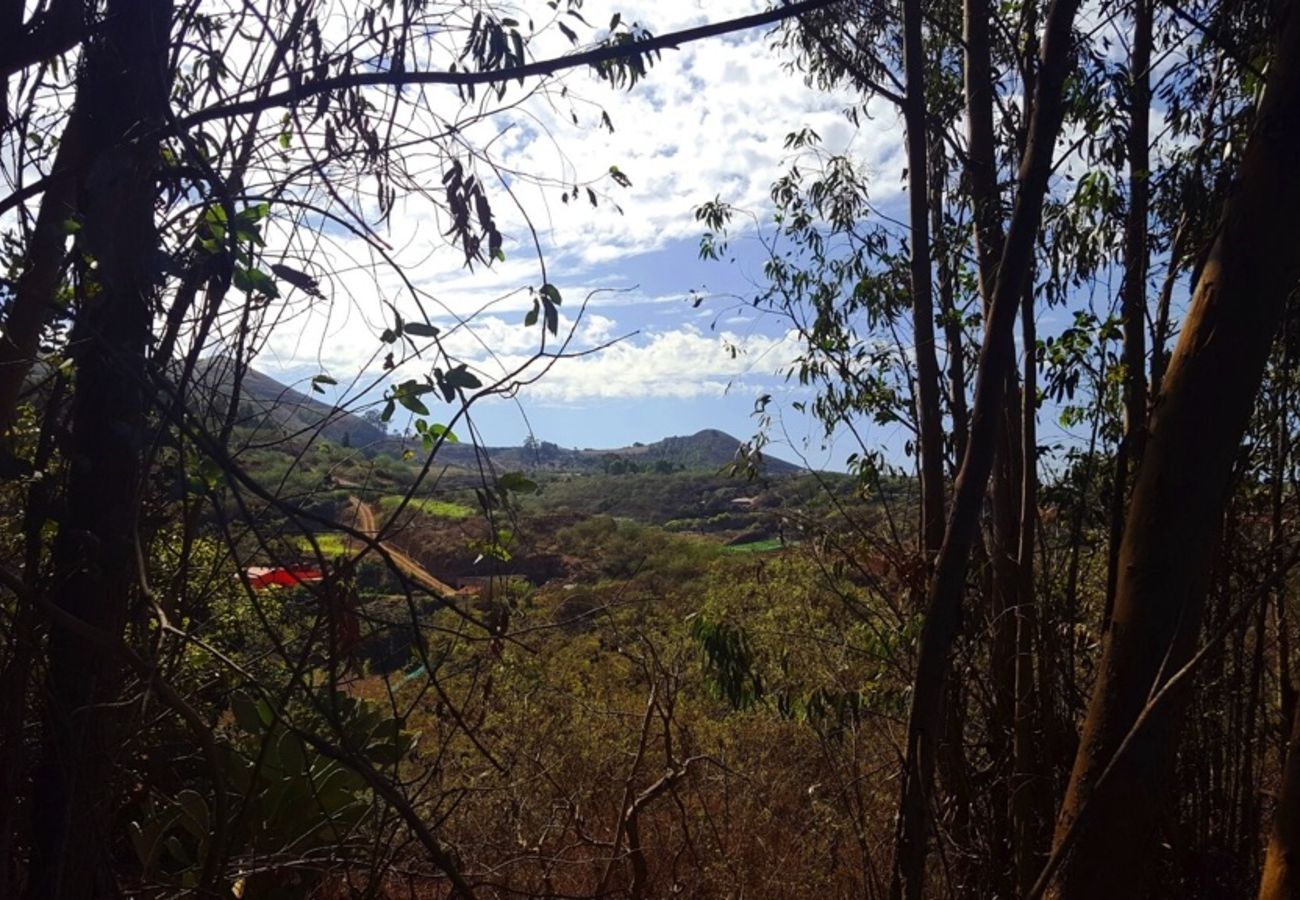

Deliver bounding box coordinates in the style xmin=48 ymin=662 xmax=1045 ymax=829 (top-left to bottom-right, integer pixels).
xmin=245 ymin=566 xmax=324 ymax=590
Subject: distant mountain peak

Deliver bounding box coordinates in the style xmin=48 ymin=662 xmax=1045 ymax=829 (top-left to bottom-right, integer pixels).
xmin=197 ymin=364 xmax=801 ymax=473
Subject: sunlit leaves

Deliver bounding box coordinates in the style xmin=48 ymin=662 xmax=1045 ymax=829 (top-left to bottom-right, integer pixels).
xmin=413 ymin=418 xmax=459 ymax=451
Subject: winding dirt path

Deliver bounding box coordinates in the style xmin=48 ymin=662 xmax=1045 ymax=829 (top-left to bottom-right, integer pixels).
xmin=350 ymin=497 xmax=462 ymax=597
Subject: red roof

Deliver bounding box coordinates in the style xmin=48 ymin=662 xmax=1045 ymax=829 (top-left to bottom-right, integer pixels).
xmin=245 ymin=566 xmax=324 ymax=590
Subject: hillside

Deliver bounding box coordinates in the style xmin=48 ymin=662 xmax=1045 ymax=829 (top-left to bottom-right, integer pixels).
xmin=431 ymin=427 xmax=804 ymax=476
xmin=203 ymin=360 xmax=803 ymax=475
xmin=194 ymin=358 xmax=389 ymax=450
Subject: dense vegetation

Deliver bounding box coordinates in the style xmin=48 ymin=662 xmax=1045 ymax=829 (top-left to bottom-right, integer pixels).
xmin=4 ymin=0 xmax=1300 ymax=898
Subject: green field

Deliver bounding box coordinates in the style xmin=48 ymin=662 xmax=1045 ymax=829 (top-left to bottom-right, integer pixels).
xmin=379 ymin=495 xmax=475 ymax=519
xmin=294 ymin=532 xmax=349 ymax=556
xmin=721 ymin=538 xmax=786 ymax=554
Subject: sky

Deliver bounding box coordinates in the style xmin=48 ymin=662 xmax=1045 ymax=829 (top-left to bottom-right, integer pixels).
xmin=250 ymin=0 xmax=913 ymax=471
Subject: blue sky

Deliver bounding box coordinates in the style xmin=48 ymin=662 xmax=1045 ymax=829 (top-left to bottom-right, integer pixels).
xmin=250 ymin=1 xmax=912 ymax=471
xmin=249 ymin=1 xmax=1144 ymax=473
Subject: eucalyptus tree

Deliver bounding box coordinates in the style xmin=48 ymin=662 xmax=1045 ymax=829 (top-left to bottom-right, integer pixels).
xmin=1045 ymin=4 xmax=1300 ymax=896
xmin=701 ymin=0 xmax=1300 ymax=897
xmin=0 ymin=1 xmax=844 ymax=896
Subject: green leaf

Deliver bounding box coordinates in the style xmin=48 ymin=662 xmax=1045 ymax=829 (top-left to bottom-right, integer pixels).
xmin=539 ymin=283 xmax=562 ymax=306
xmin=231 ymin=693 xmax=272 ymax=733
xmin=276 ymin=730 xmax=307 ymax=775
xmin=232 ymin=266 xmax=280 ymax=298
xmin=524 ymin=300 xmax=539 ymax=327
xmin=236 ymin=203 xmax=270 ymax=223
xmin=403 ymin=322 xmax=440 ymax=338
xmin=310 ymin=374 xmax=336 ymax=394
xmin=397 ymin=393 xmax=429 ymax=415
xmin=428 ymin=423 xmax=460 ymax=443
xmin=443 ymin=365 xmax=483 ymax=392
xmin=175 ymin=790 xmax=210 ymax=838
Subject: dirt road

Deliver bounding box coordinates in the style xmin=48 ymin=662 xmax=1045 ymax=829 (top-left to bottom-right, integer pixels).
xmin=350 ymin=498 xmax=461 ymax=597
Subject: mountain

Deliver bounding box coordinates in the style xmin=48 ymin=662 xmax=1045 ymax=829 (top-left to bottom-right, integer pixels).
xmin=433 ymin=428 xmax=804 ymax=476
xmin=193 ymin=358 xmax=388 ymax=451
xmin=197 ymin=361 xmax=802 ymax=474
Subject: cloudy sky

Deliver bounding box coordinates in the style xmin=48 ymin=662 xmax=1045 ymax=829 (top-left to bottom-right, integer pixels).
xmin=254 ymin=1 xmax=912 ymax=468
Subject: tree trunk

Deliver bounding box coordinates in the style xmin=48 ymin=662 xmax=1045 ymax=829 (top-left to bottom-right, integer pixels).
xmin=1045 ymin=7 xmax=1300 ymax=897
xmin=989 ymin=391 xmax=1022 ymax=894
xmin=1014 ymin=277 xmax=1047 ymax=895
xmin=1261 ymin=698 xmax=1300 ymax=900
xmin=0 ymin=107 xmax=85 ymax=432
xmin=1103 ymin=0 xmax=1152 ymax=624
xmin=930 ymin=140 xmax=969 ymax=469
xmin=901 ymin=0 xmax=946 ymax=563
xmin=27 ymin=1 xmax=171 ymax=896
xmin=887 ymin=0 xmax=1081 ymax=895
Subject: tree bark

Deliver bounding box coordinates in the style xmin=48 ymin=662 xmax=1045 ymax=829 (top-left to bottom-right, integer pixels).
xmin=1261 ymin=697 xmax=1300 ymax=900
xmin=1046 ymin=6 xmax=1300 ymax=897
xmin=931 ymin=137 xmax=969 ymax=471
xmin=902 ymin=0 xmax=946 ymax=563
xmin=0 ymin=107 xmax=85 ymax=433
xmin=27 ymin=1 xmax=171 ymax=896
xmin=888 ymin=0 xmax=1081 ymax=895
xmin=1014 ymin=278 xmax=1046 ymax=895
xmin=1103 ymin=0 xmax=1152 ymax=624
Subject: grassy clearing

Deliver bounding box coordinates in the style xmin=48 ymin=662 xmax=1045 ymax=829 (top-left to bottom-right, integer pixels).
xmin=721 ymin=538 xmax=786 ymax=554
xmin=379 ymin=495 xmax=475 ymax=519
xmin=295 ymin=532 xmax=349 ymax=556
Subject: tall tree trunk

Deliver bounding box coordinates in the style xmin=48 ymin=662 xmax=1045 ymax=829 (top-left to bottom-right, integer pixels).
xmin=887 ymin=0 xmax=1081 ymax=895
xmin=1261 ymin=697 xmax=1300 ymax=900
xmin=930 ymin=140 xmax=969 ymax=468
xmin=963 ymin=0 xmax=1022 ymax=882
xmin=1103 ymin=0 xmax=1152 ymax=624
xmin=1045 ymin=8 xmax=1300 ymax=897
xmin=27 ymin=1 xmax=171 ymax=896
xmin=1262 ymin=350 xmax=1298 ymax=898
xmin=989 ymin=391 xmax=1022 ymax=894
xmin=0 ymin=107 xmax=85 ymax=432
xmin=0 ymin=376 xmax=64 ymax=894
xmin=1014 ymin=278 xmax=1047 ymax=895
xmin=902 ymin=0 xmax=946 ymax=563
xmin=1274 ymin=377 xmax=1297 ymax=771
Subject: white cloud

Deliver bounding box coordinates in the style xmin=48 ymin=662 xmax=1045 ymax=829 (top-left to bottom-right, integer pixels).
xmin=242 ymin=2 xmax=902 ymax=337
xmin=477 ymin=323 xmax=804 ymax=404
xmin=219 ymin=3 xmax=895 ymax=409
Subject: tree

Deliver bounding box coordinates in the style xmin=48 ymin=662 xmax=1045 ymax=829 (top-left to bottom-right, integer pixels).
xmin=1045 ymin=6 xmax=1300 ymax=897
xmin=701 ymin=0 xmax=1300 ymax=896
xmin=0 ymin=1 xmax=844 ymax=895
